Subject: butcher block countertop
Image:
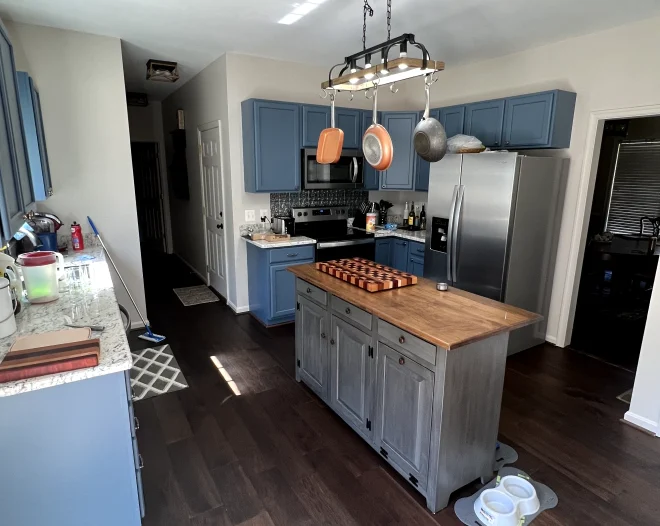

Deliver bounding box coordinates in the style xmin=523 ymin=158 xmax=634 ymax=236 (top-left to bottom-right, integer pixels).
xmin=288 ymin=263 xmax=541 ymax=350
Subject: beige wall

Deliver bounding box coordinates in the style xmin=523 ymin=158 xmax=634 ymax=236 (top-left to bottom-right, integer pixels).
xmin=8 ymin=22 xmax=146 ymax=326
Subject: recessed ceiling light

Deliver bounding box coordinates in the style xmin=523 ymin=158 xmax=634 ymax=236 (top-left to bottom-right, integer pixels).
xmin=292 ymin=2 xmax=318 ymax=15
xmin=278 ymin=13 xmax=303 ymax=24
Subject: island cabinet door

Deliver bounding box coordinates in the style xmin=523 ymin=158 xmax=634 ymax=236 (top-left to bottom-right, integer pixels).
xmin=374 ymin=342 xmax=434 ymax=492
xmin=296 ymin=296 xmax=329 ymax=399
xmin=329 ymin=315 xmax=374 ymax=440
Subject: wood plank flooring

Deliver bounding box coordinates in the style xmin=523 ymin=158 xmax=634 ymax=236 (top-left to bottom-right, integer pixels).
xmin=131 ymin=251 xmax=660 ymax=525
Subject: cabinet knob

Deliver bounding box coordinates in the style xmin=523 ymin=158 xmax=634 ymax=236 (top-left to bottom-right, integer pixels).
xmin=288 ymin=253 xmax=299 ymax=258
xmin=505 ymin=141 xmax=510 ymax=145
xmin=399 ymin=357 xmax=405 ymax=365
xmin=403 ymin=242 xmax=407 ymax=246
xmin=321 ymin=333 xmax=326 ymax=339
xmin=399 ymin=336 xmax=406 ymax=344
xmin=306 ymin=287 xmax=312 ymax=293
xmin=134 ymin=416 xmax=140 ymax=430
xmin=494 ymin=141 xmax=500 ymax=146
xmin=345 ymin=307 xmax=351 ymax=315
xmin=330 ymin=339 xmax=335 ymax=345
xmin=382 ymin=185 xmax=386 ymax=188
xmin=217 ymin=224 xmax=223 ymax=229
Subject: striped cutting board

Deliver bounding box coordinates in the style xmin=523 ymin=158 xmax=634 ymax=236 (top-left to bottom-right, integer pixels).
xmin=315 ymin=258 xmax=418 ymax=292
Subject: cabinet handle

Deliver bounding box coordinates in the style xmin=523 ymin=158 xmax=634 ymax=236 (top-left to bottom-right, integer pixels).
xmin=321 ymin=333 xmax=326 ymax=339
xmin=330 ymin=339 xmax=335 ymax=345
xmin=417 ymin=248 xmax=424 ymax=253
xmin=403 ymin=242 xmax=407 ymax=246
xmin=494 ymin=141 xmax=500 ymax=146
xmin=399 ymin=336 xmax=406 ymax=344
xmin=382 ymin=185 xmax=386 ymax=188
xmin=306 ymin=287 xmax=312 ymax=293
xmin=399 ymin=357 xmax=405 ymax=365
xmin=288 ymin=253 xmax=299 ymax=258
xmin=134 ymin=417 xmax=140 ymax=431
xmin=505 ymin=140 xmax=510 ymax=145
xmin=345 ymin=307 xmax=351 ymax=315
xmin=138 ymin=454 xmax=144 ymax=470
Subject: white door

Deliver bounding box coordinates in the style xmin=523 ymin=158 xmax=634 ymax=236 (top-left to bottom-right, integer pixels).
xmin=199 ymin=123 xmax=227 ymax=298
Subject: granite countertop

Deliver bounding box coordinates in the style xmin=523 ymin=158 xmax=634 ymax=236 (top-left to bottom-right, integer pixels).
xmin=243 ymin=235 xmax=317 ymax=249
xmin=0 ymin=247 xmax=132 ymax=397
xmin=350 ymin=225 xmax=427 ymax=243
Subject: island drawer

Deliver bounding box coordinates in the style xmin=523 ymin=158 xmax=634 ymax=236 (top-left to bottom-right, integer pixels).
xmin=269 ymin=245 xmax=315 ymax=264
xmin=378 ymin=320 xmax=436 ymax=367
xmin=331 ymin=296 xmax=372 ymax=331
xmin=296 ymin=279 xmax=328 ymax=306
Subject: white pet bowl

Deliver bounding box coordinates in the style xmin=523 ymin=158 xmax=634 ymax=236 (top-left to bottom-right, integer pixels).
xmin=500 ymin=475 xmax=540 ymax=516
xmin=474 ymin=489 xmax=518 ymax=526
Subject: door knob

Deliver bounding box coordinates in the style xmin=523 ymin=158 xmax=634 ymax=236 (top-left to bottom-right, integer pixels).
xmin=398 ymin=357 xmax=405 ymax=365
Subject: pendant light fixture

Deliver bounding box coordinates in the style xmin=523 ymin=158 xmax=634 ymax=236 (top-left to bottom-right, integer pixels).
xmin=322 ymin=0 xmax=444 ymax=92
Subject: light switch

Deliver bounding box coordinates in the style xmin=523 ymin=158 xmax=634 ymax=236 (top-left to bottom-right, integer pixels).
xmin=245 ymin=209 xmax=256 ymax=222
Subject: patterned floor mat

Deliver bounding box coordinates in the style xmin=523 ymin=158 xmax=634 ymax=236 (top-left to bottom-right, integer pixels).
xmin=173 ymin=285 xmax=220 ymax=306
xmin=130 ymin=345 xmax=188 ymax=401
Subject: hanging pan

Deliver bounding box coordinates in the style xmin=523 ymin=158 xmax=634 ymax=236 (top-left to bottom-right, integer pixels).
xmin=413 ymin=76 xmax=447 ymax=162
xmin=317 ymin=92 xmax=344 ymax=164
xmin=362 ymin=85 xmax=393 ymax=171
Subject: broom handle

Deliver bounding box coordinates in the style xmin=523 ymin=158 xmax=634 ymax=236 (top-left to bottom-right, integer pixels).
xmin=87 ymin=216 xmax=149 ymax=328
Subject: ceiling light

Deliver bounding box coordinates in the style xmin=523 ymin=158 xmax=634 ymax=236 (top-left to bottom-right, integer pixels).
xmin=278 ymin=13 xmax=302 ymax=24
xmin=349 ymin=77 xmax=359 ymax=84
xmin=292 ymin=2 xmax=318 ymax=15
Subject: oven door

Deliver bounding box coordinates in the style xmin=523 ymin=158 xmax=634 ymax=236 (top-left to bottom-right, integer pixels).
xmin=316 ymin=239 xmax=375 ymax=262
xmin=303 ymin=149 xmax=363 ymax=190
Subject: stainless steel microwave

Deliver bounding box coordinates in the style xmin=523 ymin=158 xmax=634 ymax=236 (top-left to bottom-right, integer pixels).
xmin=302 ymin=148 xmax=364 ymax=190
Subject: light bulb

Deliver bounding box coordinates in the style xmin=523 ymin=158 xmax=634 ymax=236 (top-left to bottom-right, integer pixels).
xmin=349 ymin=77 xmax=359 ymax=84
xmin=364 ymin=72 xmax=374 ymax=80
xmin=398 ymin=62 xmax=408 ymax=70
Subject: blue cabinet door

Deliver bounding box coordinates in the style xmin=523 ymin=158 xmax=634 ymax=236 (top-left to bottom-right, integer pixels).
xmin=408 ymin=241 xmax=426 ymax=259
xmin=392 ymin=238 xmax=409 ymax=271
xmin=335 ymin=108 xmax=362 ymax=149
xmin=270 ymin=263 xmax=297 ymax=319
xmin=17 ymin=73 xmax=51 ymax=201
xmin=413 ymin=110 xmax=439 ymax=192
xmin=381 ymin=112 xmax=417 ymax=190
xmin=439 ymin=105 xmax=466 ymax=139
xmin=242 ymin=100 xmax=301 ymax=192
xmin=301 ymin=104 xmax=329 ymax=147
xmin=408 ymin=255 xmax=424 ymax=276
xmin=361 ymin=110 xmax=380 ymax=190
xmin=465 ymin=100 xmax=505 ymax=148
xmin=502 ymin=92 xmax=553 ymax=148
xmin=375 ymin=238 xmax=392 ymax=266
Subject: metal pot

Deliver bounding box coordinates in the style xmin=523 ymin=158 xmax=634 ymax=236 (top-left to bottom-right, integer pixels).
xmin=362 ymin=86 xmax=393 ymax=171
xmin=413 ymin=79 xmax=447 ymax=162
xmin=272 ymin=216 xmax=294 ymax=235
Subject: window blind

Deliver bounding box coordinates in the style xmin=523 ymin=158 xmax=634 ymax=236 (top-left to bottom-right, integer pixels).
xmin=605 ymin=141 xmax=660 ymax=235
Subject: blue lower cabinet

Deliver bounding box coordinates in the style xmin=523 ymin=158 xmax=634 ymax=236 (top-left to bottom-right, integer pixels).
xmin=375 ymin=238 xmax=392 ymax=266
xmin=247 ymin=243 xmax=315 ymax=325
xmin=408 ymin=255 xmax=424 ymax=276
xmin=392 ymin=239 xmax=409 ymax=271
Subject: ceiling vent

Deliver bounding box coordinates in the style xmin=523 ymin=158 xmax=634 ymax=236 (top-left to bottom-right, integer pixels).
xmin=146 ymin=59 xmax=180 ymax=83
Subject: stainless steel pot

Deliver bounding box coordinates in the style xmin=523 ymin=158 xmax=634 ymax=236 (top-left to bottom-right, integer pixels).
xmin=272 ymin=216 xmax=294 ymax=235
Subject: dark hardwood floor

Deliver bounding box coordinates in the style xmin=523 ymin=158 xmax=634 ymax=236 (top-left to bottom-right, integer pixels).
xmin=130 ymin=251 xmax=660 ymax=526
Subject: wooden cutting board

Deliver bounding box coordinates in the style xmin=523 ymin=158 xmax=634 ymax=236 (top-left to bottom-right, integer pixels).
xmin=315 ymin=258 xmax=418 ymax=292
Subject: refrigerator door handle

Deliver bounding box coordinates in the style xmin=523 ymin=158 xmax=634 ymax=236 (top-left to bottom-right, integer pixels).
xmin=446 ymin=185 xmax=459 ymax=283
xmin=452 ymin=185 xmax=465 ymax=282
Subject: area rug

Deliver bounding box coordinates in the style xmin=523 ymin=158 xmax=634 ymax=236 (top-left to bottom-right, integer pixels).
xmin=130 ymin=345 xmax=189 ymax=401
xmin=173 ymin=285 xmax=220 ymax=306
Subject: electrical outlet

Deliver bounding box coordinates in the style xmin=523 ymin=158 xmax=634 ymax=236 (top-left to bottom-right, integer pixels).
xmin=245 ymin=209 xmax=256 ymax=222
xmin=260 ymin=209 xmax=270 ymax=220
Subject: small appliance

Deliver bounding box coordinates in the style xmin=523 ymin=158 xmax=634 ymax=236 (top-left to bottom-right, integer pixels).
xmin=302 ymin=148 xmax=363 ymax=190
xmin=272 ymin=216 xmax=295 ymax=236
xmin=0 ymin=277 xmax=17 ymax=338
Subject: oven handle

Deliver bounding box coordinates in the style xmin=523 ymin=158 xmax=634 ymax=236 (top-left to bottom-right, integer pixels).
xmin=351 ymin=157 xmax=358 ymax=183
xmin=317 ymin=238 xmax=375 ymax=249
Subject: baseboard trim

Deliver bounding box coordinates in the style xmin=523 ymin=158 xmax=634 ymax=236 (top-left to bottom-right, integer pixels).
xmin=624 ymin=411 xmax=659 ymax=436
xmin=130 ymin=320 xmax=149 ymax=330
xmin=227 ymin=299 xmax=249 ymax=314
xmin=175 ymin=253 xmax=208 ymax=285
xmin=545 ymin=334 xmax=557 ymax=345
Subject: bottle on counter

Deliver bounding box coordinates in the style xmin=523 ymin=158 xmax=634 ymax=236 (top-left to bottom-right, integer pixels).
xmin=413 ymin=206 xmax=420 ymax=229
xmin=420 ymin=205 xmax=427 ymax=230
xmin=71 ymin=222 xmax=84 ymax=251
xmin=402 ymin=201 xmax=409 ymax=227
xmin=408 ymin=202 xmax=415 ymax=228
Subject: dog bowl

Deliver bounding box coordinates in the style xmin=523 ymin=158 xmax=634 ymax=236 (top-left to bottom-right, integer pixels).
xmin=500 ymin=476 xmax=540 ymax=516
xmin=474 ymin=489 xmax=518 ymax=526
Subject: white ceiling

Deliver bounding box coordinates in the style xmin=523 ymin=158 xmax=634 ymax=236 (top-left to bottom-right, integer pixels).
xmin=1 ymin=0 xmax=660 ymax=101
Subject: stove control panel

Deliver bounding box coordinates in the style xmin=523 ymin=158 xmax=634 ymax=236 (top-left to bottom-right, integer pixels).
xmin=292 ymin=206 xmax=348 ymax=222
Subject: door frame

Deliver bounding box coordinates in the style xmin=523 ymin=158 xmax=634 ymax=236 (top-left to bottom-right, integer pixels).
xmin=556 ymin=103 xmax=660 ymax=348
xmin=197 ymin=120 xmax=228 ymax=294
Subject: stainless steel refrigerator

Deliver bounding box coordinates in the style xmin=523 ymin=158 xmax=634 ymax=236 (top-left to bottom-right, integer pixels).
xmin=424 ymin=153 xmax=565 ymax=354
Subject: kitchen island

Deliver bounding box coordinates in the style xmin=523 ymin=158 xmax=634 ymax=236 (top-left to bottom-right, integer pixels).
xmin=0 ymin=247 xmax=143 ymax=526
xmin=288 ymin=263 xmax=540 ymax=512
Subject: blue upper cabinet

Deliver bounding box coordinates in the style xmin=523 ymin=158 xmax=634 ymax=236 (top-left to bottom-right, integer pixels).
xmin=465 ymin=99 xmax=505 ymax=148
xmin=361 ymin=109 xmax=379 ymax=190
xmin=17 ymin=73 xmax=52 ymax=201
xmin=503 ymin=90 xmax=576 ymax=149
xmin=380 ymin=112 xmax=417 ymax=190
xmin=301 ymin=104 xmax=329 ymax=147
xmin=335 ymin=108 xmax=362 ymax=149
xmin=439 ymin=105 xmax=466 ymax=139
xmin=413 ymin=109 xmax=439 ymax=192
xmin=243 ymin=99 xmax=301 ymax=193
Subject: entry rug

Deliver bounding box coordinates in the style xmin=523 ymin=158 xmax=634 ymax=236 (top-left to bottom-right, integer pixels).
xmin=454 ymin=467 xmax=558 ymax=526
xmin=130 ymin=345 xmax=188 ymax=401
xmin=173 ymin=285 xmax=220 ymax=306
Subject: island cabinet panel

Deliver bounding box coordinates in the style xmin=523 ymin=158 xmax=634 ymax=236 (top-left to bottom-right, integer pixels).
xmin=329 ymin=315 xmax=374 ymax=439
xmin=296 ymin=295 xmax=329 ymax=399
xmin=392 ymin=238 xmax=409 ymax=271
xmin=374 ymin=342 xmax=434 ymax=492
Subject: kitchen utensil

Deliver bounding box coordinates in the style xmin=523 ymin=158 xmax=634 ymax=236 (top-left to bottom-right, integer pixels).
xmin=317 ymin=92 xmax=344 ymax=164
xmin=37 ymin=232 xmax=58 ymax=251
xmin=0 ymin=277 xmax=16 ymax=338
xmin=363 ymin=86 xmax=393 ymax=170
xmin=17 ymin=251 xmax=64 ymax=304
xmin=87 ymin=216 xmax=166 ymax=344
xmin=65 ymin=323 xmax=105 ymax=331
xmin=272 ymin=216 xmax=295 ymax=235
xmin=413 ymin=77 xmax=447 ymax=162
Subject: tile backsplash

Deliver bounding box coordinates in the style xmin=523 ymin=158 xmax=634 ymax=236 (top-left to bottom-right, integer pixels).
xmin=270 ymin=190 xmax=369 ymax=217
